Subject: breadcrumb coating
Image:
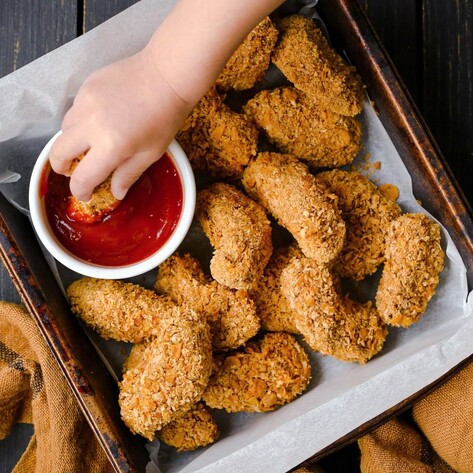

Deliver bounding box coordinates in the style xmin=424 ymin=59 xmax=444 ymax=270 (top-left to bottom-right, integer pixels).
xmin=281 ymin=257 xmax=387 ymax=364
xmin=158 ymin=402 xmax=219 ymax=451
xmin=67 ymin=155 xmax=120 ymax=223
xmin=242 ymin=152 xmax=345 ymax=264
xmin=155 ymin=253 xmax=260 ymax=351
xmin=315 ymin=170 xmax=402 ymax=280
xmin=249 ymin=244 xmax=302 ymax=333
xmin=177 ymin=87 xmax=258 ymax=179
xmin=196 ymin=183 xmax=273 ymax=290
xmin=272 ymin=15 xmax=364 ymax=116
xmin=202 ymin=332 xmax=311 ymax=412
xmin=244 ymin=87 xmax=361 ymax=168
xmin=67 ymin=278 xmax=176 ymax=343
xmin=376 ymin=213 xmax=445 ymax=327
xmin=216 ymin=16 xmax=279 ymax=91
xmin=118 ymin=306 xmax=212 ymax=440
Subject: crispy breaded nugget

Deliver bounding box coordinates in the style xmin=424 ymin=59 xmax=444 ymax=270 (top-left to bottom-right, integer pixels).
xmin=67 ymin=155 xmax=120 ymax=223
xmin=376 ymin=213 xmax=445 ymax=327
xmin=67 ymin=278 xmax=176 ymax=343
xmin=216 ymin=16 xmax=279 ymax=91
xmin=249 ymin=243 xmax=302 ymax=333
xmin=281 ymin=258 xmax=387 ymax=364
xmin=196 ymin=183 xmax=273 ymax=290
xmin=118 ymin=306 xmax=212 ymax=440
xmin=242 ymin=152 xmax=345 ymax=264
xmin=158 ymin=402 xmax=219 ymax=451
xmin=272 ymin=15 xmax=364 ymax=116
xmin=155 ymin=253 xmax=260 ymax=351
xmin=315 ymin=170 xmax=402 ymax=280
xmin=177 ymin=87 xmax=258 ymax=179
xmin=202 ymin=332 xmax=311 ymax=412
xmin=244 ymin=87 xmax=361 ymax=168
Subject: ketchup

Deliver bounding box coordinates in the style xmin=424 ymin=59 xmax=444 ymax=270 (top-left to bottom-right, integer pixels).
xmin=42 ymin=152 xmax=183 ymax=267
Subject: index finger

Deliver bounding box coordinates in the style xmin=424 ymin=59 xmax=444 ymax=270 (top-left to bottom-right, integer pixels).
xmin=49 ymin=127 xmax=90 ymax=176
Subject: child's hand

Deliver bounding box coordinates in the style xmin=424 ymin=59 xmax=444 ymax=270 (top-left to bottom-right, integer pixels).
xmin=49 ymin=48 xmax=192 ymax=201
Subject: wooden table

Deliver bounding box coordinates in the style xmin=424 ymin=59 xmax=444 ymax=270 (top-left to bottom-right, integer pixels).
xmin=1 ymin=1 xmax=472 ymax=471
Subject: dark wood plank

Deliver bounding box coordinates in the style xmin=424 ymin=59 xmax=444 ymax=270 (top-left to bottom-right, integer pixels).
xmin=358 ymin=0 xmax=422 ymax=104
xmin=0 ymin=2 xmax=78 ymax=470
xmin=0 ymin=424 xmax=34 ymax=473
xmin=83 ymin=0 xmax=140 ymax=32
xmin=0 ymin=0 xmax=78 ymax=78
xmin=422 ymin=0 xmax=473 ymax=205
xmin=0 ymin=0 xmax=78 ymax=301
xmin=0 ymin=2 xmax=78 ymax=304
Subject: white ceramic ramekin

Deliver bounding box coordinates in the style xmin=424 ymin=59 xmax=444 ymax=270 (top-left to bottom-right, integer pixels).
xmin=29 ymin=131 xmax=195 ymax=279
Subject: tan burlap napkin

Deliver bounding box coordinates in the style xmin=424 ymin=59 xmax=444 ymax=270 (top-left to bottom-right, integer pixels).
xmin=0 ymin=301 xmax=114 ymax=473
xmin=359 ymin=361 xmax=473 ymax=473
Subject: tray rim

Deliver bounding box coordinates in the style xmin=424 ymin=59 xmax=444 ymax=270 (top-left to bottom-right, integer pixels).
xmin=1 ymin=0 xmax=473 ymax=471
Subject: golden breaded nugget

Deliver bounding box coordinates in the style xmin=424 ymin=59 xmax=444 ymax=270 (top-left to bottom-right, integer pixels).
xmin=272 ymin=15 xmax=364 ymax=116
xmin=244 ymin=87 xmax=361 ymax=168
xmin=67 ymin=155 xmax=120 ymax=223
xmin=216 ymin=16 xmax=279 ymax=91
xmin=281 ymin=258 xmax=387 ymax=364
xmin=196 ymin=183 xmax=273 ymax=290
xmin=177 ymin=87 xmax=258 ymax=179
xmin=376 ymin=213 xmax=445 ymax=327
xmin=249 ymin=243 xmax=302 ymax=333
xmin=119 ymin=306 xmax=212 ymax=440
xmin=202 ymin=332 xmax=311 ymax=412
xmin=67 ymin=278 xmax=176 ymax=343
xmin=155 ymin=253 xmax=260 ymax=351
xmin=158 ymin=402 xmax=219 ymax=451
xmin=316 ymin=170 xmax=402 ymax=280
xmin=242 ymin=152 xmax=345 ymax=264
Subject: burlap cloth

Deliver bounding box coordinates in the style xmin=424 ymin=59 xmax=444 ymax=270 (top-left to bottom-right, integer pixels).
xmin=293 ymin=357 xmax=473 ymax=473
xmin=0 ymin=301 xmax=113 ymax=473
xmin=357 ymin=360 xmax=473 ymax=473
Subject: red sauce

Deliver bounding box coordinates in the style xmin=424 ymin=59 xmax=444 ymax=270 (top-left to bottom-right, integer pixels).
xmin=42 ymin=152 xmax=183 ymax=267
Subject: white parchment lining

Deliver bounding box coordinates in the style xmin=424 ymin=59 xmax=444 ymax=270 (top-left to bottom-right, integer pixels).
xmin=0 ymin=1 xmax=472 ymax=472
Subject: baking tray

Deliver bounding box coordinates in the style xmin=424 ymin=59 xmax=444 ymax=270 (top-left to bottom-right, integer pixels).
xmin=1 ymin=0 xmax=472 ymax=471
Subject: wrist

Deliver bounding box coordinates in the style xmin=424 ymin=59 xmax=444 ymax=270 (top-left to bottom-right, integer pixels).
xmin=145 ymin=0 xmax=284 ymax=104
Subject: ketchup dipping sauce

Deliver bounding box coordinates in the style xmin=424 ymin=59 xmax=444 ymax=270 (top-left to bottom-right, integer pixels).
xmin=43 ymin=152 xmax=181 ymax=267
xmin=29 ymin=134 xmax=195 ymax=279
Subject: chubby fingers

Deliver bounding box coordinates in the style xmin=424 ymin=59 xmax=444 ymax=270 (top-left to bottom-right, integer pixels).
xmin=68 ymin=146 xmax=126 ymax=201
xmin=49 ymin=126 xmax=90 ymax=176
xmin=111 ymin=149 xmax=165 ymax=200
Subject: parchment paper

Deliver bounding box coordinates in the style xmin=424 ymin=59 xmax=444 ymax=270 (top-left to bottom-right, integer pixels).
xmin=1 ymin=1 xmax=472 ymax=472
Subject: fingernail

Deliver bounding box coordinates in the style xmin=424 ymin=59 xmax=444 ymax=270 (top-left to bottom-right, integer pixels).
xmin=112 ymin=188 xmax=126 ymax=201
